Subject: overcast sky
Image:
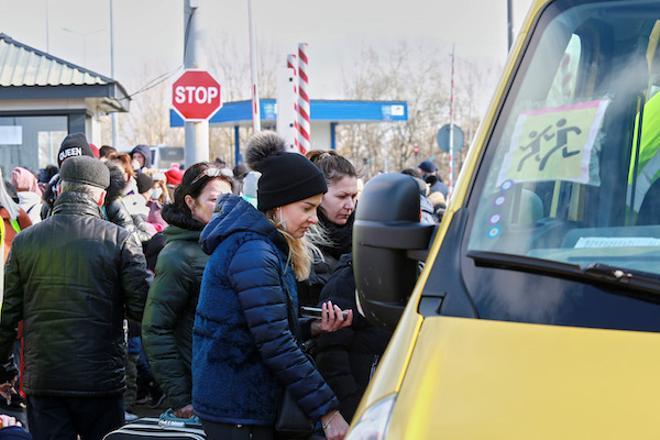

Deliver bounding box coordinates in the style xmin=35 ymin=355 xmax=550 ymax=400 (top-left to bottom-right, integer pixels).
xmin=0 ymin=0 xmax=535 ymax=100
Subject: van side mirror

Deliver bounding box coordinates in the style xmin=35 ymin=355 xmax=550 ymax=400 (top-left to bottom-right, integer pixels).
xmin=353 ymin=173 xmax=436 ymax=329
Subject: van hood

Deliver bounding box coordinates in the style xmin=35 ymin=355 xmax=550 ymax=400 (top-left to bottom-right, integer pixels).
xmin=388 ymin=316 xmax=660 ymax=439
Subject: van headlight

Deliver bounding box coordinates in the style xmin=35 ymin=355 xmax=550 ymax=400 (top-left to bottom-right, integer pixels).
xmin=347 ymin=394 xmax=397 ymax=440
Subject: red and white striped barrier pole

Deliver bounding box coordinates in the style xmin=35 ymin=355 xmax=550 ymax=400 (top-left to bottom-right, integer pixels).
xmin=296 ymin=43 xmax=311 ymax=155
xmin=287 ymin=53 xmax=300 ymax=152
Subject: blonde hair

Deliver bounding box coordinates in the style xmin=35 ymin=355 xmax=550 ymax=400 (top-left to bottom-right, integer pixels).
xmin=266 ymin=210 xmax=324 ymax=281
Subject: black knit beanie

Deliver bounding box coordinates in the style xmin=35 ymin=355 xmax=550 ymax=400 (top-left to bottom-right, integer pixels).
xmin=57 ymin=133 xmax=94 ymax=168
xmin=246 ymin=131 xmax=327 ymax=212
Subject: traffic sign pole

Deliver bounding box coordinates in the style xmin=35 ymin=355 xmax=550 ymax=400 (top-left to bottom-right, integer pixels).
xmin=183 ymin=0 xmax=209 ymax=166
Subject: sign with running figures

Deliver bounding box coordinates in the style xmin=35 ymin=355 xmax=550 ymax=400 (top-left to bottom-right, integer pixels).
xmin=497 ymin=99 xmax=610 ymax=186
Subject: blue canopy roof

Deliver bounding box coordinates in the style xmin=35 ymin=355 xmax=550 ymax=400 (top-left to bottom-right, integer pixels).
xmin=169 ymin=99 xmax=408 ymax=127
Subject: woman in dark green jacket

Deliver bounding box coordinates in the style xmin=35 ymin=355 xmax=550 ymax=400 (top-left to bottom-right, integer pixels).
xmin=142 ymin=162 xmax=233 ymax=418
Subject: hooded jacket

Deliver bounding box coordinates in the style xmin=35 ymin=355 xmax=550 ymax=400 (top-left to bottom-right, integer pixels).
xmin=192 ymin=194 xmax=339 ymax=426
xmin=131 ymin=145 xmax=152 ymax=169
xmin=142 ymin=225 xmax=208 ymax=410
xmin=0 ymin=191 xmax=149 ymax=397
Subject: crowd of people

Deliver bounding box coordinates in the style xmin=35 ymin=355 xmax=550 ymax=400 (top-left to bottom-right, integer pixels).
xmin=0 ymin=131 xmax=447 ymax=440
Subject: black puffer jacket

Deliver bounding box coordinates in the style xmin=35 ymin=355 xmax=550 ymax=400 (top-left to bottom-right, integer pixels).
xmin=315 ymin=254 xmax=393 ymax=422
xmin=0 ymin=191 xmax=149 ymax=397
xmin=104 ymin=165 xmax=153 ymax=243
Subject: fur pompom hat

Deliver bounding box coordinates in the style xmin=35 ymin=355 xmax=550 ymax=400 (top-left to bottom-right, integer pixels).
xmin=246 ymin=131 xmax=327 ymax=212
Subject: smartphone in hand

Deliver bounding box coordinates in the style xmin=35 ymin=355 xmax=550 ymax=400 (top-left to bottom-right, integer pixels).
xmin=300 ymin=306 xmax=350 ymax=319
xmin=300 ymin=306 xmax=323 ymax=319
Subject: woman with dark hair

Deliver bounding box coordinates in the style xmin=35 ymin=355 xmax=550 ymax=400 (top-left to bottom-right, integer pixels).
xmin=193 ymin=132 xmax=351 ymax=440
xmin=142 ymin=163 xmax=233 ymax=418
xmin=108 ymin=153 xmax=138 ymax=194
xmin=304 ymin=153 xmax=394 ymax=425
xmin=299 ymin=150 xmax=359 ymax=306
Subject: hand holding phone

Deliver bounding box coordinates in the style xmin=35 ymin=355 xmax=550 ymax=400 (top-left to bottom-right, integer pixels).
xmin=308 ymin=301 xmax=353 ymax=336
xmin=301 ymin=306 xmax=349 ymax=319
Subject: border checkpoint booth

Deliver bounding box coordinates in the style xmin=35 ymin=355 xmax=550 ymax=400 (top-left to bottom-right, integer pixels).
xmin=169 ymin=98 xmax=408 ymax=163
xmin=0 ymin=33 xmax=130 ymax=173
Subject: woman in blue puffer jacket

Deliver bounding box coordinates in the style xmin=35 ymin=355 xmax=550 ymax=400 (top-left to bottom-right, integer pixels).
xmin=193 ymin=132 xmax=353 ymax=440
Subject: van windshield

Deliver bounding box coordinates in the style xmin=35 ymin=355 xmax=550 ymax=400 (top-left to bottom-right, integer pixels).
xmin=467 ymin=0 xmax=660 ymax=278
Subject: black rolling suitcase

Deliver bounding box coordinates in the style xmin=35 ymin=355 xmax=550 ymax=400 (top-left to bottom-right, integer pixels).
xmin=103 ymin=411 xmax=206 ymax=440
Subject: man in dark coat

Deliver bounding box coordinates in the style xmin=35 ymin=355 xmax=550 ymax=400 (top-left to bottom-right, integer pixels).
xmin=0 ymin=156 xmax=149 ymax=439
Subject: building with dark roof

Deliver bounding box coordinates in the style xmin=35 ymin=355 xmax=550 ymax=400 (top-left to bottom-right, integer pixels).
xmin=0 ymin=33 xmax=129 ymax=172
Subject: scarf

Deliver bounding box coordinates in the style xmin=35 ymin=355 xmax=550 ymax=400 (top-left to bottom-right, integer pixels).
xmin=317 ymin=209 xmax=355 ymax=260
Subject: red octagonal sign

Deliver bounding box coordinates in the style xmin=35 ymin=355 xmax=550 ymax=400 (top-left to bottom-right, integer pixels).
xmin=172 ymin=70 xmax=222 ymax=121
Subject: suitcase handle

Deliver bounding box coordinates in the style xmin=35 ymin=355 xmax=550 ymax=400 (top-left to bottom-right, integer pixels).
xmin=159 ymin=409 xmax=202 ymax=428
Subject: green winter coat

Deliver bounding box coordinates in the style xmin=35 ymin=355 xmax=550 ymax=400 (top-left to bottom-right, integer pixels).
xmin=142 ymin=225 xmax=208 ymax=410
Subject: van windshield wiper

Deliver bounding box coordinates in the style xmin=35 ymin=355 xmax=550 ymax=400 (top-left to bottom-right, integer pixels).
xmin=582 ymin=263 xmax=660 ymax=294
xmin=467 ymin=250 xmax=660 ymax=300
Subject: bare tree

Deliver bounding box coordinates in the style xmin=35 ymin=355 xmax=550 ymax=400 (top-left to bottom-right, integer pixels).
xmin=206 ymin=33 xmax=278 ymax=164
xmin=337 ymin=42 xmax=499 ymax=180
xmin=114 ymin=34 xmax=278 ymax=163
xmin=118 ymin=64 xmax=184 ymax=149
xmin=115 ymin=34 xmax=496 ymax=175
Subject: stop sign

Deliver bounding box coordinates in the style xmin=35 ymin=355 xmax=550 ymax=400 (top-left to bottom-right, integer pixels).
xmin=171 ymin=70 xmax=223 ymax=121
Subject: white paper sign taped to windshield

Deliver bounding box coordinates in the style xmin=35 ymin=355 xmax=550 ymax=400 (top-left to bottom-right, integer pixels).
xmin=574 ymin=237 xmax=660 ymax=248
xmin=497 ymin=99 xmax=610 ymax=186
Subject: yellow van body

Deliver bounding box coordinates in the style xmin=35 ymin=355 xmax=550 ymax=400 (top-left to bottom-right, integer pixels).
xmin=348 ymin=0 xmax=660 ymax=438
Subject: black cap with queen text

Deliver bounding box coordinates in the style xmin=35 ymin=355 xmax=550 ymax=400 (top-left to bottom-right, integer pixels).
xmin=57 ymin=133 xmax=94 ymax=168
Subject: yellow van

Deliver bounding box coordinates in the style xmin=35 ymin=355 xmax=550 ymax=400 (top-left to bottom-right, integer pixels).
xmin=349 ymin=0 xmax=660 ymax=438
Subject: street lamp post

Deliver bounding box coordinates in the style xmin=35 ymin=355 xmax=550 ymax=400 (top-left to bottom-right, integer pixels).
xmin=45 ymin=0 xmax=50 ymax=53
xmin=109 ymin=0 xmax=118 ymax=148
